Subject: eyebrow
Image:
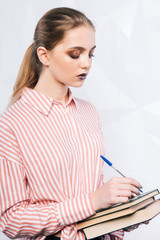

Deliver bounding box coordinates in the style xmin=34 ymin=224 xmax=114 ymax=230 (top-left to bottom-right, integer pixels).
xmin=68 ymin=46 xmax=96 ymax=51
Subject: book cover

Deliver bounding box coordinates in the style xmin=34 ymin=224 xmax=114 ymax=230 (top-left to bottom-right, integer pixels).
xmin=83 ymin=199 xmax=160 ymax=239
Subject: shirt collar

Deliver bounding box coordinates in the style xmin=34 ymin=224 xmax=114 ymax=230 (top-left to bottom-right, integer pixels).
xmin=21 ymin=87 xmax=79 ymax=116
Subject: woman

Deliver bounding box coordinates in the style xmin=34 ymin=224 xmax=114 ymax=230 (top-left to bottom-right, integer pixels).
xmin=0 ymin=7 xmax=142 ymax=240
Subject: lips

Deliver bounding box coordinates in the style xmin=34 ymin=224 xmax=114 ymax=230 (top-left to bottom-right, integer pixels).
xmin=77 ymin=73 xmax=87 ymax=80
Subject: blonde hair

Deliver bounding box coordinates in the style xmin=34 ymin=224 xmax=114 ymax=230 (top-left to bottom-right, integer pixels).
xmin=9 ymin=7 xmax=94 ymax=107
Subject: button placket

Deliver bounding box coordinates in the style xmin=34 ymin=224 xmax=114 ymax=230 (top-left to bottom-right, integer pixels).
xmin=69 ymin=114 xmax=85 ymax=193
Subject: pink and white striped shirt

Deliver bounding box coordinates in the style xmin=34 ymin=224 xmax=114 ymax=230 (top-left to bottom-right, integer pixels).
xmin=0 ymin=87 xmax=124 ymax=240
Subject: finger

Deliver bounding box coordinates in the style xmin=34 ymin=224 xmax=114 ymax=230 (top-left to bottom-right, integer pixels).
xmin=124 ymin=224 xmax=140 ymax=232
xmin=117 ymin=178 xmax=141 ymax=195
xmin=125 ymin=178 xmax=142 ymax=189
xmin=117 ymin=183 xmax=140 ymax=195
xmin=144 ymin=221 xmax=149 ymax=225
xmin=112 ymin=196 xmax=129 ymax=205
xmin=107 ymin=177 xmax=142 ymax=197
xmin=117 ymin=189 xmax=133 ymax=198
xmin=111 ymin=177 xmax=142 ymax=192
xmin=115 ymin=177 xmax=141 ymax=189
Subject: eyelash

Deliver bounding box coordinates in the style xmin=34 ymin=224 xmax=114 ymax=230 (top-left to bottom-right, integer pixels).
xmin=69 ymin=54 xmax=80 ymax=59
xmin=69 ymin=53 xmax=95 ymax=59
xmin=89 ymin=54 xmax=95 ymax=58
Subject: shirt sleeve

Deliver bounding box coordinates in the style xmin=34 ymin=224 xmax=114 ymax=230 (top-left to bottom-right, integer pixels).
xmin=108 ymin=230 xmax=124 ymax=240
xmin=0 ymin=122 xmax=95 ymax=239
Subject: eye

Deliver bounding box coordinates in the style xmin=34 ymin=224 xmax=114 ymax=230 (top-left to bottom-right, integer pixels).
xmin=89 ymin=50 xmax=95 ymax=58
xmin=68 ymin=50 xmax=81 ymax=59
xmin=89 ymin=53 xmax=95 ymax=58
xmin=69 ymin=54 xmax=80 ymax=59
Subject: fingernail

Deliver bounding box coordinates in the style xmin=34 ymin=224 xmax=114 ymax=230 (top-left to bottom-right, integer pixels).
xmin=140 ymin=186 xmax=143 ymax=189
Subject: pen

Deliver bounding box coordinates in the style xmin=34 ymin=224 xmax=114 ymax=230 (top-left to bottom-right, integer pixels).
xmin=100 ymin=155 xmax=143 ymax=193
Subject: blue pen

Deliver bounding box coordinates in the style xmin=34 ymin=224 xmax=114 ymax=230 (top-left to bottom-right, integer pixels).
xmin=100 ymin=155 xmax=143 ymax=193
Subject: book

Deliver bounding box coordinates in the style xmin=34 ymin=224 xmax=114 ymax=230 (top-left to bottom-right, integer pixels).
xmin=75 ymin=189 xmax=160 ymax=239
xmin=55 ymin=189 xmax=159 ymax=238
xmin=78 ymin=197 xmax=154 ymax=230
xmin=83 ymin=199 xmax=160 ymax=239
xmin=77 ymin=189 xmax=159 ymax=230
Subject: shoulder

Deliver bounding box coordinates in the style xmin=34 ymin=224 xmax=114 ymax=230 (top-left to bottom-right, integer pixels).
xmin=0 ymin=99 xmax=23 ymax=131
xmin=74 ymin=97 xmax=100 ymax=123
xmin=75 ymin=97 xmax=98 ymax=113
xmin=0 ymin=103 xmax=24 ymax=165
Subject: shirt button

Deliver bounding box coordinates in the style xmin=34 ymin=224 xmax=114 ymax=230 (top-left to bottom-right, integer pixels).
xmin=63 ymin=109 xmax=67 ymax=113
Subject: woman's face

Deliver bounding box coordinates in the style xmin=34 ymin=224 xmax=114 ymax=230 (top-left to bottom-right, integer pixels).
xmin=46 ymin=24 xmax=95 ymax=88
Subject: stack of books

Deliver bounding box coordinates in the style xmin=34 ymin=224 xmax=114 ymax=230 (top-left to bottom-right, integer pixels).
xmin=77 ymin=189 xmax=160 ymax=239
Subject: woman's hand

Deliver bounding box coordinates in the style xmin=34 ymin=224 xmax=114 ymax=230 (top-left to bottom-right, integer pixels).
xmin=90 ymin=177 xmax=141 ymax=212
xmin=123 ymin=221 xmax=149 ymax=232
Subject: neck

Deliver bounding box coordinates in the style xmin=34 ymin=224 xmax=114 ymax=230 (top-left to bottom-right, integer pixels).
xmin=34 ymin=72 xmax=69 ymax=104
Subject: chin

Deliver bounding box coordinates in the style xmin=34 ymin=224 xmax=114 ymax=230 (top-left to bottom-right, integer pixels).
xmin=71 ymin=81 xmax=85 ymax=88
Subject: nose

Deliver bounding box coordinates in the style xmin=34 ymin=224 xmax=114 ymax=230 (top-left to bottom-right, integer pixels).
xmin=80 ymin=56 xmax=92 ymax=70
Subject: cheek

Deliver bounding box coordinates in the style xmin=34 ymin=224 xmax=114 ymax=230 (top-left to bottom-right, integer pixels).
xmin=61 ymin=57 xmax=78 ymax=72
xmin=51 ymin=54 xmax=78 ymax=77
xmin=64 ymin=55 xmax=78 ymax=66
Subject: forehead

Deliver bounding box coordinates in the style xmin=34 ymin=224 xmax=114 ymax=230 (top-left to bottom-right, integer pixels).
xmin=57 ymin=25 xmax=95 ymax=49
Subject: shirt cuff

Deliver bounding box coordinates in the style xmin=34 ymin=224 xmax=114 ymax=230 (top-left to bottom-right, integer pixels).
xmin=109 ymin=230 xmax=124 ymax=240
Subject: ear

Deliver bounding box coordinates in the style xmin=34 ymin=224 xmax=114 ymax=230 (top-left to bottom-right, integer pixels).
xmin=37 ymin=47 xmax=50 ymax=66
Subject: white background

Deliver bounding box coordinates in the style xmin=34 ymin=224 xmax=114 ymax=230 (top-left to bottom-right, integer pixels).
xmin=0 ymin=0 xmax=160 ymax=239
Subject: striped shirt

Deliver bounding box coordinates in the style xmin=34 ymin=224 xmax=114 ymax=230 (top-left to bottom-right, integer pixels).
xmin=0 ymin=87 xmax=124 ymax=240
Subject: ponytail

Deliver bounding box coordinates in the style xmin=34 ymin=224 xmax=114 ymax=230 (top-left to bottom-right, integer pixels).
xmin=8 ymin=43 xmax=39 ymax=107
